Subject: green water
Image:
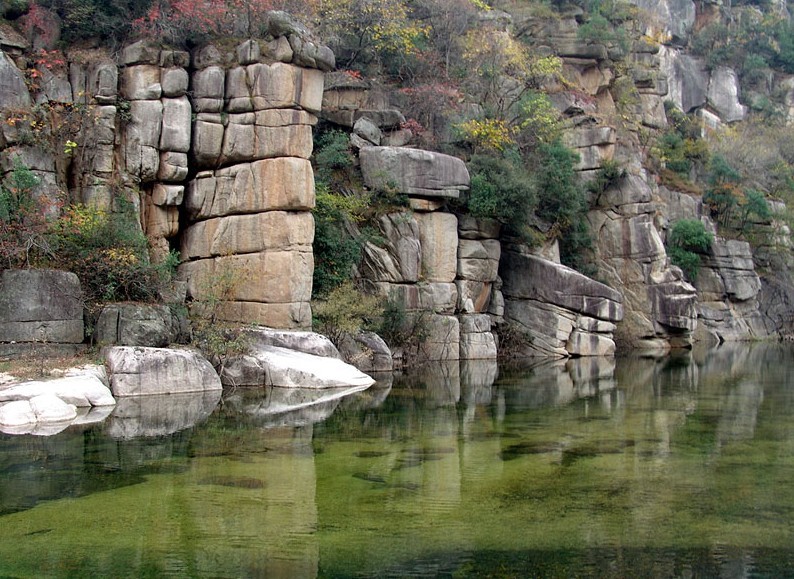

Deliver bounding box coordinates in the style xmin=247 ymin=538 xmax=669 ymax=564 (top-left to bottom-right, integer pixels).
xmin=1 ymin=343 xmax=794 ymax=578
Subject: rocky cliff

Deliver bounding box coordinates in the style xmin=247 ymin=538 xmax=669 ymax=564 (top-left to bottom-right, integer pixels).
xmin=1 ymin=2 xmax=793 ymax=360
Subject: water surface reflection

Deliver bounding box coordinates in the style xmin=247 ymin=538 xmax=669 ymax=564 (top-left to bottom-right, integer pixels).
xmin=0 ymin=343 xmax=793 ymax=577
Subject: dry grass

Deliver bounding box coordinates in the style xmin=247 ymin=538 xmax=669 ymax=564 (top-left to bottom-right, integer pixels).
xmin=0 ymin=351 xmax=99 ymax=385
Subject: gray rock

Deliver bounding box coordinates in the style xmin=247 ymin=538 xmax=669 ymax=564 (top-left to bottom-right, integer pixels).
xmin=416 ymin=211 xmax=458 ymax=282
xmin=353 ymin=117 xmax=382 ymax=145
xmin=121 ymin=65 xmax=161 ymax=100
xmin=381 ymin=212 xmax=421 ymax=281
xmin=421 ymin=314 xmax=460 ymax=361
xmin=243 ymin=327 xmax=340 ymax=358
xmin=0 ymin=269 xmax=84 ymax=344
xmin=360 ymin=147 xmax=469 ymax=198
xmin=337 ymin=331 xmax=393 ymax=372
xmin=632 ymin=0 xmax=696 ymax=44
xmin=94 ymin=304 xmax=180 ymax=348
xmin=458 ymin=239 xmax=500 ymax=281
xmin=160 ymin=96 xmax=192 ymax=152
xmin=0 ymin=394 xmax=77 ymax=428
xmin=649 ymin=280 xmax=698 ymax=331
xmin=192 ymin=44 xmax=222 ymax=69
xmin=160 ymin=50 xmax=190 ymax=68
xmin=708 ymin=66 xmax=747 ymax=122
xmin=459 ymin=314 xmax=497 ymax=360
xmin=354 ymin=109 xmax=405 ymax=129
xmin=501 ymin=253 xmax=624 ymax=322
xmin=288 ymin=34 xmax=335 ymax=71
xmin=121 ymin=40 xmax=160 ymax=65
xmin=105 ymin=346 xmax=222 ymax=396
xmin=158 ymin=151 xmax=189 ymax=182
xmin=237 ymin=39 xmax=260 ymax=65
xmin=161 ymin=67 xmax=189 ymax=97
xmin=458 ymin=216 xmax=501 ymax=240
xmin=660 ymin=47 xmax=708 ymax=113
xmin=191 ymin=66 xmax=225 ymax=112
xmin=0 ymin=49 xmax=31 ymax=110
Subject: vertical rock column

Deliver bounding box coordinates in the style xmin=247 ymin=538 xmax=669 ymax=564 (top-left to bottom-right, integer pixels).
xmin=359 ymin=146 xmax=471 ymax=361
xmin=179 ymin=42 xmax=325 ymax=329
xmin=456 ymin=216 xmax=500 ymax=360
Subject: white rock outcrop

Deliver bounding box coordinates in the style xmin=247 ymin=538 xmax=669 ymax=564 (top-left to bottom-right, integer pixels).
xmin=220 ymin=345 xmax=375 ymax=389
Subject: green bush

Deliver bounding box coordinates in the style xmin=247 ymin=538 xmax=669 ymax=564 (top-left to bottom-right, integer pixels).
xmin=376 ymin=293 xmax=429 ymax=362
xmin=313 ymin=129 xmax=355 ymax=184
xmin=312 ymin=281 xmax=383 ymax=346
xmin=50 ymin=203 xmax=172 ymax=302
xmin=532 ymin=141 xmax=593 ymax=272
xmin=190 ymin=263 xmax=252 ymax=369
xmin=312 ymin=185 xmax=364 ymax=298
xmin=467 ymin=150 xmax=536 ymax=236
xmin=0 ymin=159 xmax=55 ymax=269
xmin=667 ymin=219 xmax=713 ymax=281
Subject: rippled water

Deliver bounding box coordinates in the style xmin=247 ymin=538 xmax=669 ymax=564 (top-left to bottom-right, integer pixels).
xmin=1 ymin=343 xmax=793 ymax=577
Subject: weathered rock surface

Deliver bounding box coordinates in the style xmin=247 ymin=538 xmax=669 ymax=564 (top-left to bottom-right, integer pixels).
xmin=243 ymin=327 xmax=340 ymax=358
xmin=220 ymin=345 xmax=375 ymax=389
xmin=105 ymin=346 xmax=222 ymax=396
xmin=94 ymin=304 xmax=182 ymax=347
xmin=0 ymin=49 xmax=32 ymax=110
xmin=501 ymin=253 xmax=623 ymax=357
xmin=0 ymin=395 xmax=76 ymax=429
xmin=359 ymin=147 xmax=469 ymax=198
xmin=337 ymin=331 xmax=394 ymax=372
xmin=0 ymin=375 xmax=115 ymax=407
xmin=707 ymin=66 xmax=747 ymax=123
xmin=0 ymin=269 xmax=84 ymax=344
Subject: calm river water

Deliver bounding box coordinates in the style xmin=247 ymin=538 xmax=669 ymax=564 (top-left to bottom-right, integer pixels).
xmin=1 ymin=343 xmax=793 ymax=578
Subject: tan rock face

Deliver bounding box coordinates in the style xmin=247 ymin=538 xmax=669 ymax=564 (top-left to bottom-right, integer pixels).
xmin=181 ymin=211 xmax=314 ymax=259
xmin=416 ymin=212 xmax=459 ymax=282
xmin=185 ymin=157 xmax=315 ymax=219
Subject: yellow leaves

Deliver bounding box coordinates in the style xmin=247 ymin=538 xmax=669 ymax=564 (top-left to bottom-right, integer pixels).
xmin=468 ymin=0 xmax=491 ymax=10
xmin=319 ymin=0 xmax=427 ymax=60
xmin=103 ymin=247 xmax=138 ymax=266
xmin=456 ymin=118 xmax=515 ymax=151
xmin=462 ymin=29 xmax=562 ymax=85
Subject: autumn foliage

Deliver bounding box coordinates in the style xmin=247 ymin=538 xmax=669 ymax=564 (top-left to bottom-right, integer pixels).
xmin=132 ymin=0 xmax=273 ymax=43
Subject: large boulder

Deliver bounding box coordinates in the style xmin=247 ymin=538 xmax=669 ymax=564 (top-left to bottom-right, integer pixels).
xmin=0 ymin=269 xmax=84 ymax=344
xmin=0 ymin=395 xmax=76 ymax=429
xmin=660 ymin=47 xmax=708 ymax=113
xmin=707 ymin=66 xmax=747 ymax=123
xmin=359 ymin=147 xmax=469 ymax=198
xmin=219 ymin=345 xmax=375 ymax=389
xmin=104 ymin=346 xmax=222 ymax=396
xmin=337 ymin=331 xmax=393 ymax=372
xmin=501 ymin=253 xmax=624 ymax=322
xmin=94 ymin=304 xmax=182 ymax=348
xmin=0 ymin=375 xmax=115 ymax=407
xmin=243 ymin=327 xmax=340 ymax=358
